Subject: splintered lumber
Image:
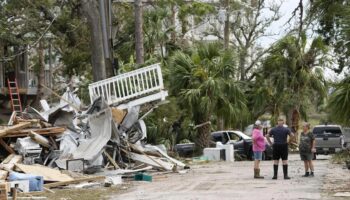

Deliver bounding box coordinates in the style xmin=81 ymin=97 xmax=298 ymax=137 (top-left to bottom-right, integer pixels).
xmin=29 ymin=131 xmax=50 ymax=148
xmin=0 ymin=154 xmax=23 ymax=180
xmin=15 ymin=164 xmax=73 ymax=182
xmin=0 ymin=139 xmax=15 ymax=154
xmin=5 ymin=127 xmax=65 ymax=138
xmin=128 ymin=152 xmax=174 ymax=171
xmin=44 ymin=176 xmax=105 ymax=188
xmin=0 ymin=122 xmax=32 ymax=137
xmin=103 ymin=150 xmax=119 ymax=169
xmin=0 ymin=183 xmax=8 ymax=200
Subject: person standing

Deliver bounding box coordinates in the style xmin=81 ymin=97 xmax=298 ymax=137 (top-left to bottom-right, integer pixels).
xmin=266 ymin=118 xmax=295 ymax=179
xmin=299 ymin=122 xmax=316 ymax=177
xmin=252 ymin=120 xmax=265 ymax=179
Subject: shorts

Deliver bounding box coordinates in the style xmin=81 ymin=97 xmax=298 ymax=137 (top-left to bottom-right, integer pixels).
xmin=273 ymin=143 xmax=288 ymax=160
xmin=254 ymin=151 xmax=263 ymax=160
xmin=300 ymin=153 xmax=313 ymax=161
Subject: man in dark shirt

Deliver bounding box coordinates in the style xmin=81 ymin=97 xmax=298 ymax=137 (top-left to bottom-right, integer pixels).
xmin=266 ymin=118 xmax=295 ymax=179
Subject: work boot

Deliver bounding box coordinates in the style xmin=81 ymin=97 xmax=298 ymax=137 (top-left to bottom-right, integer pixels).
xmin=283 ymin=164 xmax=291 ymax=179
xmin=310 ymin=171 xmax=314 ymax=177
xmin=254 ymin=169 xmax=264 ymax=179
xmin=272 ymin=164 xmax=278 ymax=179
xmin=302 ymin=171 xmax=309 ymax=177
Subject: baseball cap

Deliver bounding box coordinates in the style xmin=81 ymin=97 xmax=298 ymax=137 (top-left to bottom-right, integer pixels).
xmin=255 ymin=120 xmax=262 ymax=126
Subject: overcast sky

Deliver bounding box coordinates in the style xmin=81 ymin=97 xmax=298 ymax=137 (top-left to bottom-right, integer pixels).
xmin=259 ymin=0 xmax=307 ymax=47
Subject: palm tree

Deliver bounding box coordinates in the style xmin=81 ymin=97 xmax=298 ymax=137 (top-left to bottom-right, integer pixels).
xmin=328 ymin=76 xmax=350 ymax=125
xmin=169 ymin=42 xmax=247 ymax=149
xmin=254 ymin=34 xmax=327 ymax=131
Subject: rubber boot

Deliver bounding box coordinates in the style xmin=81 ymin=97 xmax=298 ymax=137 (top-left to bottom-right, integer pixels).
xmin=310 ymin=171 xmax=314 ymax=177
xmin=254 ymin=169 xmax=264 ymax=179
xmin=302 ymin=171 xmax=309 ymax=177
xmin=272 ymin=164 xmax=278 ymax=179
xmin=257 ymin=169 xmax=264 ymax=179
xmin=283 ymin=164 xmax=291 ymax=179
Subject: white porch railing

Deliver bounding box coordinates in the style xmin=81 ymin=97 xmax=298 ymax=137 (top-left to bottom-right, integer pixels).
xmin=88 ymin=63 xmax=168 ymax=107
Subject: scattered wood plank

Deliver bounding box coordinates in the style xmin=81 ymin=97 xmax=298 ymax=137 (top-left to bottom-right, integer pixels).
xmin=103 ymin=150 xmax=120 ymax=169
xmin=0 ymin=139 xmax=15 ymax=154
xmin=0 ymin=154 xmax=23 ymax=180
xmin=28 ymin=131 xmax=50 ymax=148
xmin=128 ymin=152 xmax=174 ymax=171
xmin=44 ymin=176 xmax=105 ymax=188
xmin=0 ymin=123 xmax=32 ymax=137
xmin=0 ymin=183 xmax=8 ymax=200
xmin=15 ymin=164 xmax=73 ymax=182
xmin=5 ymin=127 xmax=65 ymax=138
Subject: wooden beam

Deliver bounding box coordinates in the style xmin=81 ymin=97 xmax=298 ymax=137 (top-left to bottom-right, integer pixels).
xmin=0 ymin=139 xmax=15 ymax=154
xmin=44 ymin=176 xmax=105 ymax=188
xmin=0 ymin=122 xmax=32 ymax=137
xmin=103 ymin=150 xmax=119 ymax=169
xmin=5 ymin=127 xmax=65 ymax=138
xmin=0 ymin=154 xmax=23 ymax=180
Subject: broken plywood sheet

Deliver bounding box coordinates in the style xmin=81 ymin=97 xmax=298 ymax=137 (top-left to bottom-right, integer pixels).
xmin=0 ymin=154 xmax=23 ymax=180
xmin=128 ymin=152 xmax=174 ymax=171
xmin=111 ymin=108 xmax=127 ymax=124
xmin=15 ymin=164 xmax=73 ymax=182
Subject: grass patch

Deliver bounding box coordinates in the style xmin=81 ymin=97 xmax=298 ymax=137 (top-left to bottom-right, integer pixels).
xmin=331 ymin=149 xmax=350 ymax=164
xmin=19 ymin=185 xmax=131 ymax=200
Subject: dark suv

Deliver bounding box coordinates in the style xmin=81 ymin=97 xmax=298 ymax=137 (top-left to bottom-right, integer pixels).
xmin=211 ymin=130 xmax=272 ymax=160
xmin=313 ymin=125 xmax=345 ymax=158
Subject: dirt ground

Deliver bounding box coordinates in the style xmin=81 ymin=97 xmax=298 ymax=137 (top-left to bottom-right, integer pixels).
xmin=23 ymin=154 xmax=350 ymax=200
xmin=109 ymin=154 xmax=350 ymax=200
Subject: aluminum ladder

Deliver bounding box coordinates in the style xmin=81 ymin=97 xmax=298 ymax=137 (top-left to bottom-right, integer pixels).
xmin=7 ymin=78 xmax=23 ymax=113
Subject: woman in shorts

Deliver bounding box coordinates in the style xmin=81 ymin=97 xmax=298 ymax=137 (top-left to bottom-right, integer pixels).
xmin=299 ymin=122 xmax=316 ymax=177
xmin=252 ymin=120 xmax=265 ymax=179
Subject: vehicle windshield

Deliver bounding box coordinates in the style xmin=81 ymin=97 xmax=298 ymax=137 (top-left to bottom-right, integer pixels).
xmin=313 ymin=127 xmax=342 ymax=135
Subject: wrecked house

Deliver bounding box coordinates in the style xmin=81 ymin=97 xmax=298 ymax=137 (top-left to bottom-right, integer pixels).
xmin=0 ymin=63 xmax=188 ymax=198
xmin=0 ymin=44 xmax=52 ymax=113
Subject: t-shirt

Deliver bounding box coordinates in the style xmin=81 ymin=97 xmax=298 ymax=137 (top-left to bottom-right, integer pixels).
xmin=299 ymin=131 xmax=315 ymax=153
xmin=252 ymin=128 xmax=265 ymax=152
xmin=269 ymin=126 xmax=291 ymax=144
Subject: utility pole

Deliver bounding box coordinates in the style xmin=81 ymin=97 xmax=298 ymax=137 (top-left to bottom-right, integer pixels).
xmin=134 ymin=0 xmax=144 ymax=64
xmin=99 ymin=0 xmax=114 ymax=78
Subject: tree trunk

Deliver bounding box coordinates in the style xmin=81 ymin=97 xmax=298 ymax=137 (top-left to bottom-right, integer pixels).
xmin=171 ymin=4 xmax=176 ymax=43
xmin=196 ymin=117 xmax=211 ymax=149
xmin=239 ymin=50 xmax=247 ymax=81
xmin=32 ymin=41 xmax=45 ymax=109
xmin=291 ymin=108 xmax=300 ymax=142
xmin=134 ymin=0 xmax=144 ymax=64
xmin=81 ymin=0 xmax=106 ymax=82
xmin=224 ymin=0 xmax=229 ymax=49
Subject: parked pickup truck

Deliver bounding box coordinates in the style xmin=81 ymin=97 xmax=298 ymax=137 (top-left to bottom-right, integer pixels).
xmin=313 ymin=125 xmax=345 ymax=159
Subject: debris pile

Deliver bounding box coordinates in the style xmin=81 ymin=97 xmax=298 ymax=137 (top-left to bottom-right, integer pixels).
xmin=0 ymin=64 xmax=187 ymax=198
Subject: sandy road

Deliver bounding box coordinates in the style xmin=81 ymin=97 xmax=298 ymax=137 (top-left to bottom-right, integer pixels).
xmin=111 ymin=154 xmax=349 ymax=200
